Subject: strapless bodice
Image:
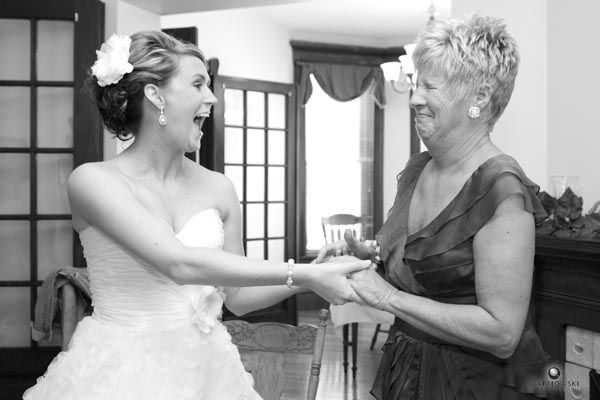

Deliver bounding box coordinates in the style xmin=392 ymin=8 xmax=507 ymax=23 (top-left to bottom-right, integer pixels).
xmin=78 ymin=208 xmax=225 ymax=333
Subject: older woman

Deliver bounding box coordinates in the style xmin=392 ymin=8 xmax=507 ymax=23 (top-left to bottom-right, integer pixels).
xmin=318 ymin=15 xmax=550 ymax=400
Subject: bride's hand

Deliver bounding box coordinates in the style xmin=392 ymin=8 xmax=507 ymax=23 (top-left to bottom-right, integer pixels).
xmin=304 ymin=259 xmax=371 ymax=305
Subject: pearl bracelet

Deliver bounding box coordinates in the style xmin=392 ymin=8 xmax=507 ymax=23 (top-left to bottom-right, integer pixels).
xmin=286 ymin=258 xmax=295 ymax=288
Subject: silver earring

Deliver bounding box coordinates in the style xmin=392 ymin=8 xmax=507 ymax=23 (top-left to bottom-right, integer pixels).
xmin=468 ymin=106 xmax=480 ymax=119
xmin=158 ymin=105 xmax=167 ymax=126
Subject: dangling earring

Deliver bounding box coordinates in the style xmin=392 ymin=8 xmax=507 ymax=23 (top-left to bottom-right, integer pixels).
xmin=158 ymin=105 xmax=167 ymax=126
xmin=468 ymin=106 xmax=480 ymax=119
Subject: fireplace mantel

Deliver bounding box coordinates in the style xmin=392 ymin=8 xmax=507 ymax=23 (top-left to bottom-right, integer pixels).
xmin=533 ymin=236 xmax=600 ymax=399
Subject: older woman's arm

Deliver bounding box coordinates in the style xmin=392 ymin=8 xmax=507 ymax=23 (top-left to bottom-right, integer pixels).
xmin=348 ymin=194 xmax=534 ymax=359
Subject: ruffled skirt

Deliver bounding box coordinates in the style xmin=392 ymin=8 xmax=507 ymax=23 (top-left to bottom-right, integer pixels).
xmin=23 ymin=316 xmax=260 ymax=400
xmin=371 ymin=330 xmax=550 ymax=400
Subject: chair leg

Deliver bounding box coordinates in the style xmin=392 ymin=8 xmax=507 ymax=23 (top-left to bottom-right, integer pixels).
xmin=342 ymin=324 xmax=349 ymax=374
xmin=351 ymin=323 xmax=358 ymax=379
xmin=370 ymin=323 xmax=381 ymax=350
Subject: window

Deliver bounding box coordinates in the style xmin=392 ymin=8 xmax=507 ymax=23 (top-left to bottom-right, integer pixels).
xmin=304 ymin=75 xmax=374 ymax=250
xmin=292 ymin=41 xmax=391 ymax=260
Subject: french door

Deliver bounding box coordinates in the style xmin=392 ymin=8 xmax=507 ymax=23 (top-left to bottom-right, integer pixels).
xmin=0 ymin=1 xmax=104 ymax=397
xmin=210 ymin=76 xmax=298 ymax=324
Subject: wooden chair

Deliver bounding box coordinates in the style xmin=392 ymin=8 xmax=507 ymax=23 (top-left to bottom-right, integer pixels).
xmin=321 ymin=214 xmax=363 ymax=245
xmin=224 ymin=309 xmax=329 ymax=400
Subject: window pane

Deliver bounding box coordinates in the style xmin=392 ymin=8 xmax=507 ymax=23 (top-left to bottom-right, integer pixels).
xmin=246 ymin=204 xmax=264 ymax=239
xmin=245 ymin=240 xmax=264 ymax=260
xmin=0 ymin=221 xmax=30 ymax=280
xmin=224 ymin=166 xmax=244 ymax=201
xmin=246 ymin=91 xmax=264 ymax=127
xmin=268 ymin=130 xmax=286 ymax=165
xmin=246 ymin=129 xmax=264 ymax=164
xmin=268 ymin=93 xmax=286 ymax=129
xmin=267 ymin=167 xmax=285 ymax=201
xmin=0 ymin=19 xmax=30 ymax=80
xmin=0 ymin=154 xmax=30 ymax=214
xmin=38 ymin=220 xmax=73 ymax=281
xmin=0 ymin=288 xmax=30 ymax=346
xmin=267 ymin=239 xmax=284 ymax=261
xmin=246 ymin=166 xmax=264 ymax=202
xmin=37 ymin=154 xmax=72 ymax=214
xmin=267 ymin=203 xmax=285 ymax=237
xmin=0 ymin=86 xmax=30 ymax=147
xmin=37 ymin=20 xmax=74 ymax=81
xmin=224 ymin=128 xmax=244 ymax=164
xmin=224 ymin=89 xmax=243 ymax=126
xmin=37 ymin=87 xmax=74 ymax=147
xmin=305 ymin=76 xmax=362 ymax=250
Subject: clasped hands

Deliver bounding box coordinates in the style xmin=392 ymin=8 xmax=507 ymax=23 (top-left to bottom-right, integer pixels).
xmin=312 ymin=230 xmax=395 ymax=310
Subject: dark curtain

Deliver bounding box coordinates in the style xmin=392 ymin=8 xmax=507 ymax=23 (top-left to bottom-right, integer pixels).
xmin=297 ymin=61 xmax=386 ymax=108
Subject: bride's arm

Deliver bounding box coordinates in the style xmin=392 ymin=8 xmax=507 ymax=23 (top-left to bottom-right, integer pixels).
xmin=219 ymin=175 xmax=308 ymax=316
xmin=68 ymin=163 xmax=369 ymax=303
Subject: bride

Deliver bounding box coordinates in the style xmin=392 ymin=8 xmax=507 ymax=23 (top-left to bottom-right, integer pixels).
xmin=23 ymin=31 xmax=370 ymax=400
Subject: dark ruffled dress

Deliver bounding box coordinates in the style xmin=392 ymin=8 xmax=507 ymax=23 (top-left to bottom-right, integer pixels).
xmin=372 ymin=152 xmax=551 ymax=400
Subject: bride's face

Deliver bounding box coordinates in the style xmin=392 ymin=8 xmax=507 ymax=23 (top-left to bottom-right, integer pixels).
xmin=161 ymin=56 xmax=217 ymax=152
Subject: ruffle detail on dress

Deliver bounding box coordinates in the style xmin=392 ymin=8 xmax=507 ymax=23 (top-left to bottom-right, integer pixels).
xmin=186 ymin=285 xmax=226 ymax=334
xmin=371 ymin=328 xmax=549 ymax=400
xmin=405 ymin=154 xmax=547 ymax=262
xmin=23 ymin=317 xmax=260 ymax=400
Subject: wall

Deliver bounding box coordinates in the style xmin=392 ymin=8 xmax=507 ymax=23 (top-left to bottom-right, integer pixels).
xmin=161 ymin=10 xmax=292 ymax=83
xmin=452 ymin=0 xmax=549 ymax=194
xmin=547 ymin=0 xmax=600 ymax=211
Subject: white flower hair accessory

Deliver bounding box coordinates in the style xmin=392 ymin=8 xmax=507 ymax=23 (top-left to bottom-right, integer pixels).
xmin=91 ymin=34 xmax=134 ymax=87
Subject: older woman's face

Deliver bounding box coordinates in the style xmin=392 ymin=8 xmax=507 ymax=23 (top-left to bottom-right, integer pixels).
xmin=409 ymin=67 xmax=470 ymax=145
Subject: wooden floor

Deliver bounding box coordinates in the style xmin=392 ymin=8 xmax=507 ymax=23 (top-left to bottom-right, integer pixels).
xmin=281 ymin=309 xmax=386 ymax=400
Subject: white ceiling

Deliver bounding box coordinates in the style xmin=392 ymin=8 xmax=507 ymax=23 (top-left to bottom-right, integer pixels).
xmin=122 ymin=0 xmax=452 ymax=46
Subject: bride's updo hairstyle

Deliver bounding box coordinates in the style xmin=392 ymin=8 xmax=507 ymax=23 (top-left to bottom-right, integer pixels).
xmin=89 ymin=31 xmax=206 ymax=140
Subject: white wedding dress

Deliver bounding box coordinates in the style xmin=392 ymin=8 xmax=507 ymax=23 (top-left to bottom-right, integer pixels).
xmin=23 ymin=208 xmax=261 ymax=400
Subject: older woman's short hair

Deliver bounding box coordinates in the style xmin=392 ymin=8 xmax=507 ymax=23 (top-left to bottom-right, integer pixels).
xmin=90 ymin=31 xmax=206 ymax=140
xmin=413 ymin=15 xmax=519 ymax=129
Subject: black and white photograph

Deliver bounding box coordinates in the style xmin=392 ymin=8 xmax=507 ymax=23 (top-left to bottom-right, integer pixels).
xmin=0 ymin=0 xmax=598 ymax=399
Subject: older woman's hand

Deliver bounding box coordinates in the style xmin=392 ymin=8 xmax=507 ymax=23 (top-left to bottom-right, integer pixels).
xmin=347 ymin=267 xmax=396 ymax=311
xmin=314 ymin=230 xmax=373 ymax=263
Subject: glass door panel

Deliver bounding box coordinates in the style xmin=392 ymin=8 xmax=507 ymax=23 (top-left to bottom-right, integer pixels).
xmin=0 ymin=86 xmax=31 ymax=147
xmin=224 ymin=89 xmax=243 ymax=125
xmin=224 ymin=128 xmax=243 ymax=164
xmin=246 ymin=204 xmax=265 ymax=239
xmin=37 ymin=220 xmax=73 ymax=280
xmin=267 ymin=94 xmax=285 ymax=129
xmin=267 ymin=239 xmax=284 ymax=261
xmin=0 ymin=154 xmax=30 ymax=213
xmin=0 ymin=19 xmax=30 ymax=80
xmin=246 ymin=91 xmax=265 ymax=127
xmin=267 ymin=130 xmax=285 ymax=164
xmin=36 ymin=154 xmax=73 ymax=214
xmin=36 ymin=20 xmax=74 ymax=81
xmin=246 ymin=129 xmax=265 ymax=164
xmin=0 ymin=288 xmax=31 ymax=346
xmin=37 ymin=87 xmax=74 ymax=147
xmin=0 ymin=221 xmax=30 ymax=280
